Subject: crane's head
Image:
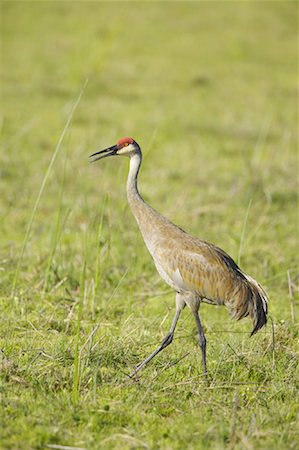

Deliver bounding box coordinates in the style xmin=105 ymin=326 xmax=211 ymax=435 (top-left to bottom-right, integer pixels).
xmin=89 ymin=137 xmax=140 ymax=162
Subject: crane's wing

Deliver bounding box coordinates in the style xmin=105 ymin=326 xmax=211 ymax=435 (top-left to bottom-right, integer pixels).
xmin=154 ymin=235 xmax=268 ymax=335
xmin=154 ymin=237 xmax=245 ymax=305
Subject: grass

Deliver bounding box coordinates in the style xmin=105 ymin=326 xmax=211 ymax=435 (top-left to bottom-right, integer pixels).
xmin=0 ymin=1 xmax=298 ymax=449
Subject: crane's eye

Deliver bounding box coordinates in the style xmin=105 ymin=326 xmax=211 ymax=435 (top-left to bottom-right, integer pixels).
xmin=124 ymin=143 xmax=129 ymax=147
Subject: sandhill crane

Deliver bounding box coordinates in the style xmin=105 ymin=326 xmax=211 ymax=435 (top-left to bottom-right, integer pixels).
xmin=90 ymin=137 xmax=268 ymax=377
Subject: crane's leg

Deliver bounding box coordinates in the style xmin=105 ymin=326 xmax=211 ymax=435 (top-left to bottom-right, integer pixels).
xmin=192 ymin=310 xmax=207 ymax=376
xmin=130 ymin=293 xmax=185 ymax=377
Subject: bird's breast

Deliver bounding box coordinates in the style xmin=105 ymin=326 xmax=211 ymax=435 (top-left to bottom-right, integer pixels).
xmin=152 ymin=258 xmax=188 ymax=293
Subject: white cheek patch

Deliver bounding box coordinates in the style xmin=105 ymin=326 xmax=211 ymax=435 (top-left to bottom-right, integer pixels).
xmin=119 ymin=144 xmax=133 ymax=155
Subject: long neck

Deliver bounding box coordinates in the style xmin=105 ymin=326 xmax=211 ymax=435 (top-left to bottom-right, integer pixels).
xmin=127 ymin=152 xmax=142 ymax=202
xmin=126 ymin=151 xmax=178 ymax=250
xmin=126 ymin=152 xmax=156 ymax=230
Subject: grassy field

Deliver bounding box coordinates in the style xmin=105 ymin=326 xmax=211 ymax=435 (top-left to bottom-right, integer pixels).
xmin=1 ymin=1 xmax=298 ymax=449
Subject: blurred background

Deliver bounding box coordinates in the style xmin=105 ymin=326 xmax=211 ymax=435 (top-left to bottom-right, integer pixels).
xmin=2 ymin=1 xmax=297 ymax=303
xmin=1 ymin=2 xmax=298 ymax=449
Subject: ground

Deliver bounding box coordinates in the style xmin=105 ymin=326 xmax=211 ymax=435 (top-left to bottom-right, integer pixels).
xmin=0 ymin=1 xmax=298 ymax=449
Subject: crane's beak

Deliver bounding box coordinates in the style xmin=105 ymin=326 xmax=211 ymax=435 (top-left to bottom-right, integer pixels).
xmin=89 ymin=144 xmax=118 ymax=162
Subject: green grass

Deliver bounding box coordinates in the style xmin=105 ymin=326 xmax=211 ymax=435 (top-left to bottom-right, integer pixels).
xmin=1 ymin=1 xmax=298 ymax=449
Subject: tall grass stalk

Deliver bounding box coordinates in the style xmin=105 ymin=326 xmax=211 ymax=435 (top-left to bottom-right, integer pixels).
xmin=72 ymin=261 xmax=87 ymax=404
xmin=11 ymin=80 xmax=88 ymax=297
xmin=72 ymin=211 xmax=90 ymax=404
xmin=43 ymin=153 xmax=68 ymax=293
xmin=91 ymin=194 xmax=109 ymax=319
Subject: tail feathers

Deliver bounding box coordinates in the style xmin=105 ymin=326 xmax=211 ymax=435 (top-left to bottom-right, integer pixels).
xmin=228 ymin=274 xmax=268 ymax=335
xmin=245 ymin=275 xmax=268 ymax=336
